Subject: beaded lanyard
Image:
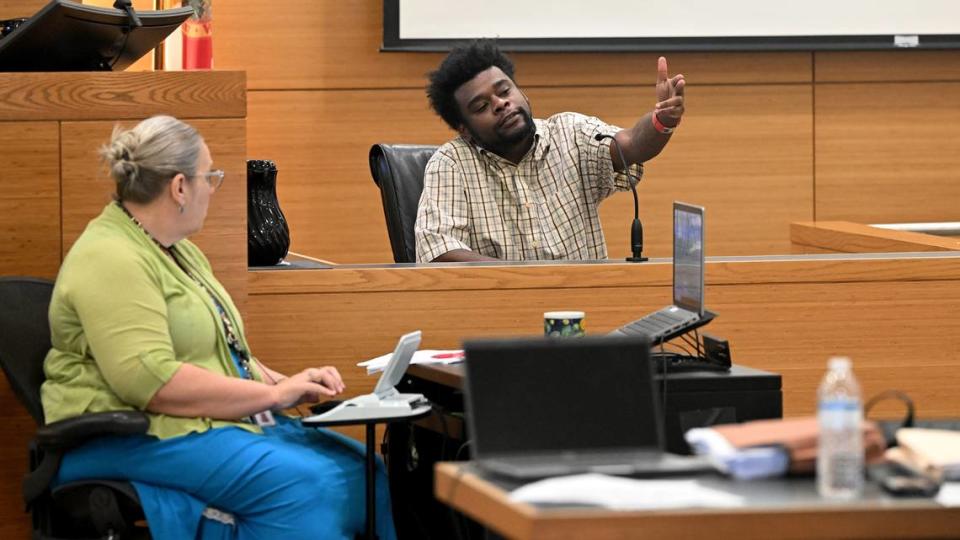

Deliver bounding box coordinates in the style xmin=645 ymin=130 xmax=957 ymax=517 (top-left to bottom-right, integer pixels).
xmin=117 ymin=202 xmax=255 ymax=381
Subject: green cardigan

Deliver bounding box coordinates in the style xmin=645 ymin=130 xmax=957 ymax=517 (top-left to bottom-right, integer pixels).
xmin=41 ymin=203 xmax=262 ymax=439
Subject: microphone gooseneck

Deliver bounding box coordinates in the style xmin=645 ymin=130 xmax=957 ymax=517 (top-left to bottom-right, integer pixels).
xmin=595 ymin=133 xmax=647 ymax=262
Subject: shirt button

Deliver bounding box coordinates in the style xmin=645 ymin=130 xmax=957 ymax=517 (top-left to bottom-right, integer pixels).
xmin=533 ymin=241 xmax=540 ymax=248
xmin=524 ymin=202 xmax=532 ymax=209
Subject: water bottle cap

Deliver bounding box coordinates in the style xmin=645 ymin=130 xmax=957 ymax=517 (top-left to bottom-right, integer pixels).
xmin=828 ymin=356 xmax=851 ymax=370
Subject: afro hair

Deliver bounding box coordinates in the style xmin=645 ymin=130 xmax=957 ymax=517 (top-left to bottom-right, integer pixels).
xmin=426 ymin=39 xmax=516 ymax=130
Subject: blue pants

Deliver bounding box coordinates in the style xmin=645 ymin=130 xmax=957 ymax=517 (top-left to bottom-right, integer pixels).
xmin=55 ymin=416 xmax=397 ymax=540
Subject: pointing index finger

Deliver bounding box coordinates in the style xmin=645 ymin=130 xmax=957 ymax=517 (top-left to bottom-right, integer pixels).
xmin=657 ymin=56 xmax=668 ymax=83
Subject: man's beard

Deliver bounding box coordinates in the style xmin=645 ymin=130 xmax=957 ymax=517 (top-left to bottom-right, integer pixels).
xmin=494 ymin=108 xmax=535 ymax=145
xmin=468 ymin=108 xmax=535 ymax=153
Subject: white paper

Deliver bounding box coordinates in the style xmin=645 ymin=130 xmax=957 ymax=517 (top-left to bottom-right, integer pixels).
xmin=936 ymin=482 xmax=960 ymax=507
xmin=358 ymin=349 xmax=464 ymax=374
xmin=685 ymin=428 xmax=790 ymax=480
xmin=508 ymin=473 xmax=744 ymax=510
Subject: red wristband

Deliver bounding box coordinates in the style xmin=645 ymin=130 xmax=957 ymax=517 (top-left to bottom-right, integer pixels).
xmin=652 ymin=111 xmax=678 ymax=134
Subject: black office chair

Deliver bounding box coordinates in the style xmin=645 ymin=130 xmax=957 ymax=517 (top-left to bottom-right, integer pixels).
xmin=368 ymin=144 xmax=438 ymax=263
xmin=0 ymin=276 xmax=150 ymax=540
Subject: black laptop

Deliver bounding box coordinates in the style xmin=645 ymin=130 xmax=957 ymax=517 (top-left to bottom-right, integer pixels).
xmin=462 ymin=336 xmax=711 ymax=479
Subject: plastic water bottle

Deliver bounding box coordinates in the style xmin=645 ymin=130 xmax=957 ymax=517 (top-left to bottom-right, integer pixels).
xmin=817 ymin=356 xmax=864 ymax=499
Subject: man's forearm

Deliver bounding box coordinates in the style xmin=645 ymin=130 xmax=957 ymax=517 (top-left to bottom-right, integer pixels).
xmin=612 ymin=112 xmax=672 ymax=169
xmin=431 ymin=249 xmax=500 ymax=262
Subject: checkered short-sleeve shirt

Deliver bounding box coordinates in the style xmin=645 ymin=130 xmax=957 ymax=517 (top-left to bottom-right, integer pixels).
xmin=414 ymin=112 xmax=641 ymax=262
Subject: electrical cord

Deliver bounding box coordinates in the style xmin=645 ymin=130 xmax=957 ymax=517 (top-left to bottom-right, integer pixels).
xmin=455 ymin=440 xmax=473 ymax=461
xmin=432 ymin=403 xmax=451 ymax=463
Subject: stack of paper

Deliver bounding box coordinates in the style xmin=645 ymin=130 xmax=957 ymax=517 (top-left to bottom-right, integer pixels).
xmin=890 ymin=428 xmax=960 ymax=480
xmin=358 ymin=349 xmax=464 ymax=374
xmin=508 ymin=474 xmax=743 ymax=510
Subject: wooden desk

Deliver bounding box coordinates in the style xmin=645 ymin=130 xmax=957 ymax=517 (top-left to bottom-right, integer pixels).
xmin=791 ymin=221 xmax=960 ymax=254
xmin=435 ymin=462 xmax=960 ymax=540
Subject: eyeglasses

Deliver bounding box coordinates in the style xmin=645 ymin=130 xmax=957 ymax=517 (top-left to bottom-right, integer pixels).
xmin=200 ymin=169 xmax=225 ymax=190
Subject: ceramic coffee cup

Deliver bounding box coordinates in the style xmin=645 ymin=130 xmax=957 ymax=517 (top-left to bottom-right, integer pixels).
xmin=544 ymin=311 xmax=586 ymax=337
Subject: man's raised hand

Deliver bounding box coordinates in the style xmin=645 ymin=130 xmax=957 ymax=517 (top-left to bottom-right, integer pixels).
xmin=654 ymin=56 xmax=685 ymax=127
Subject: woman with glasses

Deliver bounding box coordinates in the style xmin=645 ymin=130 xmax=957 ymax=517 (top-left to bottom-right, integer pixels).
xmin=40 ymin=115 xmax=396 ymax=540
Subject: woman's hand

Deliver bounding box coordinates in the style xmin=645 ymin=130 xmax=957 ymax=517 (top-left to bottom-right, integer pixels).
xmin=272 ymin=367 xmax=345 ymax=409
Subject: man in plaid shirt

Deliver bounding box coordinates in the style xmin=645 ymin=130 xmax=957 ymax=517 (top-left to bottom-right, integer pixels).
xmin=415 ymin=40 xmax=685 ymax=263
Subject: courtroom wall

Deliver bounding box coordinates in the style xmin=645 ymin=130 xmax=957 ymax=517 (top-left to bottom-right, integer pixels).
xmin=5 ymin=1 xmax=954 ymax=263
xmin=209 ymin=2 xmax=960 ymax=263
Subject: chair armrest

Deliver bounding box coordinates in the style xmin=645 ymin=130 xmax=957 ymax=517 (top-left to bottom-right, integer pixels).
xmin=36 ymin=411 xmax=149 ymax=450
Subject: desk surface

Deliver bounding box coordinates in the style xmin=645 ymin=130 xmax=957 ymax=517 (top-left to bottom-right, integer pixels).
xmin=435 ymin=462 xmax=960 ymax=540
xmin=301 ymin=403 xmax=431 ymax=427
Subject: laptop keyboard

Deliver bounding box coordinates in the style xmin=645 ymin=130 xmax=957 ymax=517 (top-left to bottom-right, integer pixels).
xmin=653 ymin=354 xmax=729 ymax=373
xmin=479 ymin=449 xmax=713 ymax=479
xmin=481 ymin=450 xmax=662 ymax=476
xmin=486 ymin=450 xmax=659 ymax=467
xmin=617 ymin=307 xmax=700 ymax=341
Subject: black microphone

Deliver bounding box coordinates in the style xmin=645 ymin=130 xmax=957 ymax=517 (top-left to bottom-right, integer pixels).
xmin=595 ymin=133 xmax=647 ymax=262
xmin=113 ymin=0 xmax=143 ymax=28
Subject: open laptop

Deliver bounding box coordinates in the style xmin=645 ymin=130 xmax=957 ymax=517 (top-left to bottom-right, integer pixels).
xmin=612 ymin=202 xmax=707 ymax=342
xmin=303 ymin=330 xmax=426 ymax=422
xmin=463 ymin=336 xmax=711 ymax=480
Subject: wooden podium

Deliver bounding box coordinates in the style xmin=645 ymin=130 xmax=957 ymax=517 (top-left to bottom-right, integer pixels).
xmin=0 ymin=70 xmax=246 ymax=539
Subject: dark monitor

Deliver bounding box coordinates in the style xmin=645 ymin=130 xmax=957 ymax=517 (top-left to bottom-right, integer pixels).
xmin=0 ymin=0 xmax=193 ymax=72
xmin=463 ymin=335 xmax=662 ymax=458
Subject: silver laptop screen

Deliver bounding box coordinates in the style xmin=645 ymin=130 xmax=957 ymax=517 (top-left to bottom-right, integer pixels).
xmin=672 ymin=202 xmax=705 ymax=315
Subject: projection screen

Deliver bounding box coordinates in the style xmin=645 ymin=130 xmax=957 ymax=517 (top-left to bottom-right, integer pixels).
xmin=383 ymin=0 xmax=960 ymax=52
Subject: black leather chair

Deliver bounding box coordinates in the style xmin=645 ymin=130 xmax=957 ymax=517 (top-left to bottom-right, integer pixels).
xmin=368 ymin=144 xmax=438 ymax=263
xmin=0 ymin=276 xmax=150 ymax=540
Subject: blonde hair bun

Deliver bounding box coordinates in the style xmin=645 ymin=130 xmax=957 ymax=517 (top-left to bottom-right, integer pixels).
xmin=98 ymin=115 xmax=202 ymax=204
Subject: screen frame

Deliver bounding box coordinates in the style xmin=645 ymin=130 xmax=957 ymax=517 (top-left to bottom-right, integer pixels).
xmin=672 ymin=201 xmax=705 ymax=316
xmin=0 ymin=0 xmax=193 ymax=72
xmin=382 ymin=0 xmax=960 ymax=53
xmin=373 ymin=330 xmax=422 ymax=397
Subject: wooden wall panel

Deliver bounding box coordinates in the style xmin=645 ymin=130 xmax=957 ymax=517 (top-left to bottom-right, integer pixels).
xmin=59 ymin=118 xmax=248 ymax=302
xmin=0 ymin=71 xmax=245 ymax=122
xmin=247 ymin=89 xmax=450 ymax=263
xmin=816 ymin=50 xmax=960 ymax=82
xmin=249 ymin=83 xmax=812 ymax=263
xmin=0 ymin=122 xmax=60 ymax=278
xmin=578 ymin=84 xmax=813 ymax=259
xmin=215 ymin=1 xmax=811 ymax=90
xmin=0 ymin=0 xmax=43 ymax=18
xmin=815 ymin=82 xmax=960 ymax=223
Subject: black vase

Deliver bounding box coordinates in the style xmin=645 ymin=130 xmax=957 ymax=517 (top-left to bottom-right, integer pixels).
xmin=247 ymin=159 xmax=290 ymax=266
